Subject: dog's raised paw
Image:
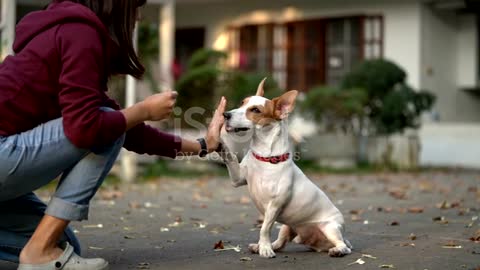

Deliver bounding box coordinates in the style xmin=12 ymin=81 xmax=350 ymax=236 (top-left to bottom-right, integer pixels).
xmin=248 ymin=243 xmax=259 ymax=253
xmin=328 ymin=246 xmax=351 ymax=257
xmin=259 ymin=244 xmax=276 ymax=258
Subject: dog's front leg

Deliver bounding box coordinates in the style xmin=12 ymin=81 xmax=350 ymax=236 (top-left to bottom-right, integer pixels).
xmin=219 ymin=143 xmax=247 ymax=187
xmin=249 ymin=201 xmax=283 ymax=258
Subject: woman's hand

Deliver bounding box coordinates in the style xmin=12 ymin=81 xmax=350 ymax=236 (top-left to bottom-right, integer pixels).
xmin=141 ymin=91 xmax=178 ymax=121
xmin=122 ymin=91 xmax=177 ymax=130
xmin=206 ymin=96 xmax=227 ymax=152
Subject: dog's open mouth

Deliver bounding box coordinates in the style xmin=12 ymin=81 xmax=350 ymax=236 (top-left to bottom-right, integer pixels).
xmin=225 ymin=125 xmax=250 ymax=133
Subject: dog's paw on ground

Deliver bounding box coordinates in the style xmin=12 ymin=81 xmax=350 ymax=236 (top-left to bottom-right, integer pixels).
xmin=258 ymin=244 xmax=276 ymax=258
xmin=328 ymin=245 xmax=351 ymax=257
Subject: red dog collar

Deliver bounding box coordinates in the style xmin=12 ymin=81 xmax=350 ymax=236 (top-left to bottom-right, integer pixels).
xmin=252 ymin=151 xmax=290 ymax=164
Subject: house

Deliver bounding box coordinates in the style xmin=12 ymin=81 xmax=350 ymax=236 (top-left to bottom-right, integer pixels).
xmin=2 ymin=0 xmax=480 ymax=168
xmin=172 ymin=0 xmax=480 ymax=169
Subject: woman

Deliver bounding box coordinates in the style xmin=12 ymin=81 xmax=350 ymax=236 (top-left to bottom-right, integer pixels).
xmin=0 ymin=0 xmax=226 ymax=269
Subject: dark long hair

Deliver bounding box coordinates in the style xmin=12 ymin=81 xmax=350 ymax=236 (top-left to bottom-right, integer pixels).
xmin=55 ymin=0 xmax=146 ymax=78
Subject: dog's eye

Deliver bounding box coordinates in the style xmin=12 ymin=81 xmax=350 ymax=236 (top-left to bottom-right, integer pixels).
xmin=250 ymin=107 xmax=261 ymax=113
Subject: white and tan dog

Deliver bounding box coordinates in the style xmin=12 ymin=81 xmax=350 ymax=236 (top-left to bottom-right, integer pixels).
xmin=220 ymin=79 xmax=352 ymax=258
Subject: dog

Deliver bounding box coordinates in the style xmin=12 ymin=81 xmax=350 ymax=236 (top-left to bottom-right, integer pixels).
xmin=219 ymin=78 xmax=352 ymax=258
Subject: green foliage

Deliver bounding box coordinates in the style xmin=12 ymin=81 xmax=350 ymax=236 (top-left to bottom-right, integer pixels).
xmin=342 ymin=59 xmax=407 ymax=100
xmin=300 ymin=86 xmax=366 ymax=122
xmin=187 ymin=49 xmax=227 ymax=70
xmin=301 ymin=59 xmax=436 ymax=135
xmin=375 ymin=85 xmax=435 ymax=134
xmin=174 ymin=49 xmax=227 ymax=127
xmin=341 ymin=59 xmax=435 ymax=135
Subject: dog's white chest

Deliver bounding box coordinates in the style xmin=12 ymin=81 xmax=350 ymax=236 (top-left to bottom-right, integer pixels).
xmin=245 ymin=162 xmax=293 ymax=214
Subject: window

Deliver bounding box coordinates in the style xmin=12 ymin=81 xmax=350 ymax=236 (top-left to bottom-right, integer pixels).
xmin=228 ymin=15 xmax=384 ymax=91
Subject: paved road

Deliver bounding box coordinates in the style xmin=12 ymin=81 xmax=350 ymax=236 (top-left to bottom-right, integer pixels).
xmin=1 ymin=171 xmax=479 ymax=270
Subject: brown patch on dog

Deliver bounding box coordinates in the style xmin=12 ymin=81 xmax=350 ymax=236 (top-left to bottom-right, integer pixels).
xmin=246 ymin=99 xmax=278 ymax=126
xmin=240 ymin=97 xmax=251 ymax=108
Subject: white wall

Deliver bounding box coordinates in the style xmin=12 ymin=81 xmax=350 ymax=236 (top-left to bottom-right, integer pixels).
xmin=420 ymin=5 xmax=480 ymax=122
xmin=176 ymin=0 xmax=423 ymax=88
xmin=419 ymin=123 xmax=480 ymax=169
xmin=456 ymin=14 xmax=478 ymax=89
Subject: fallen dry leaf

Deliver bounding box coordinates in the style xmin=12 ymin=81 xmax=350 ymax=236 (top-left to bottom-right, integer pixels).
xmin=436 ymin=200 xmax=461 ymax=209
xmin=214 ymin=240 xmax=224 ymax=250
xmin=442 ymin=241 xmax=462 ymax=249
xmin=389 ymin=221 xmax=399 ymax=226
xmin=349 ymin=209 xmax=363 ymax=215
xmin=348 ymin=258 xmax=366 ymax=266
xmin=388 ymin=189 xmax=406 ymax=200
xmin=469 ymin=230 xmax=480 ymax=242
xmin=240 ymin=257 xmax=252 ymax=261
xmin=432 ymin=216 xmax=448 ymax=224
xmin=128 ymin=201 xmax=141 ymax=209
xmin=379 ymin=264 xmax=395 ymax=268
xmin=99 ymin=190 xmax=123 ymax=200
xmin=351 ymin=215 xmax=363 ymax=222
xmin=467 ymin=186 xmax=478 ymax=192
xmin=88 ymin=246 xmax=104 ymax=250
xmin=362 ymin=254 xmax=377 ymax=259
xmin=377 ymin=207 xmax=393 ymax=213
xmin=214 ymin=244 xmax=241 ymax=252
xmin=82 ymin=224 xmax=103 ymax=229
xmin=408 ymin=233 xmax=417 ymax=240
xmin=137 ymin=262 xmax=150 ymax=269
xmin=407 ymin=207 xmax=424 ymax=213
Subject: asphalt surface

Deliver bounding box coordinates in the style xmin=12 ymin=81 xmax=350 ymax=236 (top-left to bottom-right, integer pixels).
xmin=1 ymin=170 xmax=479 ymax=270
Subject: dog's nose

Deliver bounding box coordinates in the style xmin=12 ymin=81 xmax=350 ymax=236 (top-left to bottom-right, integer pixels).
xmin=223 ymin=112 xmax=232 ymax=120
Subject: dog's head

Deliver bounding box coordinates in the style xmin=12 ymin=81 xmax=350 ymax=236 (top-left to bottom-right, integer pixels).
xmin=223 ymin=78 xmax=298 ymax=135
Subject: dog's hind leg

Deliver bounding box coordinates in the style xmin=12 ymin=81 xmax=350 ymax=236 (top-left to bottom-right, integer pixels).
xmin=272 ymin=225 xmax=296 ymax=251
xmin=319 ymin=222 xmax=351 ymax=257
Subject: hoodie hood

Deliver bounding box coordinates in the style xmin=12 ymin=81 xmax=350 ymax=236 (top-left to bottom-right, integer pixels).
xmin=13 ymin=1 xmax=112 ymax=53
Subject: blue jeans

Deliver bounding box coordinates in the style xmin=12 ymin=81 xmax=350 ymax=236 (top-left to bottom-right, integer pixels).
xmin=0 ymin=108 xmax=125 ymax=263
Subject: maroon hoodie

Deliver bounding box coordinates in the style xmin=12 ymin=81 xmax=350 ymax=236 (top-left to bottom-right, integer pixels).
xmin=0 ymin=1 xmax=181 ymax=158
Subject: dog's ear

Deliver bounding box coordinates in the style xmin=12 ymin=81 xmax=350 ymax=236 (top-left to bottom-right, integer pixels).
xmin=273 ymin=90 xmax=298 ymax=120
xmin=255 ymin=77 xmax=267 ymax=97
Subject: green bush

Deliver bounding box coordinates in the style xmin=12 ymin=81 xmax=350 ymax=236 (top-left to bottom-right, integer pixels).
xmin=174 ymin=49 xmax=227 ymax=127
xmin=300 ymin=86 xmax=367 ymax=132
xmin=341 ymin=59 xmax=435 ymax=135
xmin=301 ymin=59 xmax=435 ymax=135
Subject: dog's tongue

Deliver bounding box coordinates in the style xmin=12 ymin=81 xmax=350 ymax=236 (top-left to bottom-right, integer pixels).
xmin=225 ymin=125 xmax=234 ymax=132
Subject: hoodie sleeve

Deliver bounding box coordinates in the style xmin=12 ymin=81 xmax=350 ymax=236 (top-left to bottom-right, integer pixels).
xmin=102 ymin=95 xmax=182 ymax=158
xmin=56 ymin=22 xmax=126 ymax=149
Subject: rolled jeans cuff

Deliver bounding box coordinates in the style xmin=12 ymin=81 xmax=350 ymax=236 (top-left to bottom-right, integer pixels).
xmin=45 ymin=197 xmax=89 ymax=221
